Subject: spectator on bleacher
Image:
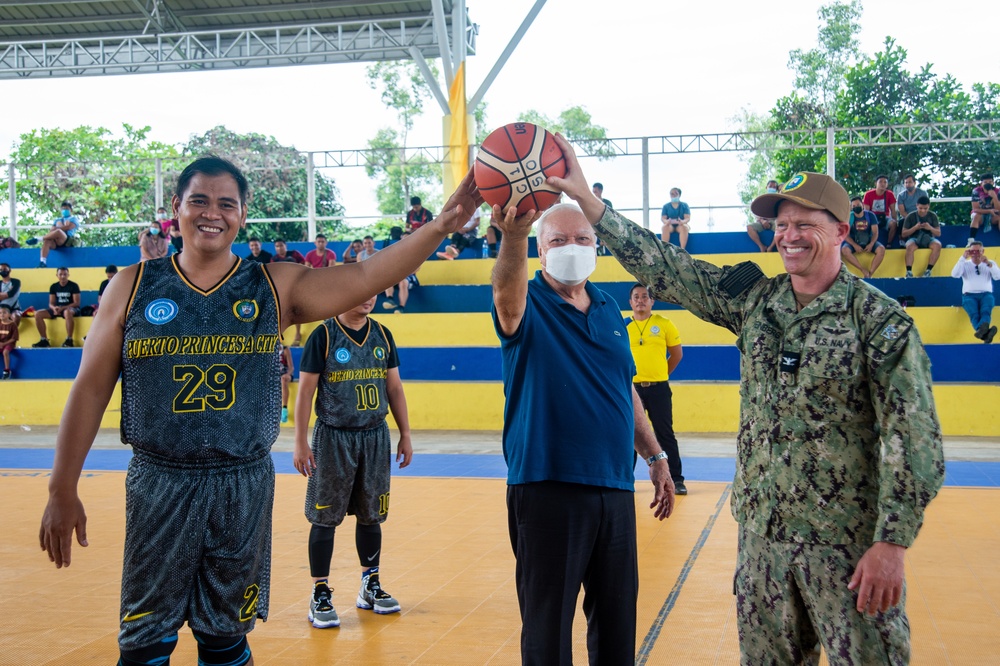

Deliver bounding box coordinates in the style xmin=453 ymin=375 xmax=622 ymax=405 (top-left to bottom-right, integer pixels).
xmin=0 ymin=262 xmax=22 ymax=326
xmin=382 ymin=226 xmax=403 ymax=249
xmin=271 ymin=240 xmax=306 ymax=344
xmin=94 ymin=264 xmax=118 ymax=314
xmin=970 ymin=174 xmax=1000 ymax=241
xmin=660 ymin=187 xmax=690 ymax=250
xmin=436 ymin=207 xmax=481 ymax=260
xmin=747 ymin=180 xmax=780 ymax=252
xmin=138 ymin=221 xmax=169 ymax=262
xmin=358 ymin=236 xmax=378 ymax=262
xmin=863 ymin=175 xmax=899 ymax=246
xmin=279 ymin=342 xmax=294 ymax=423
xmin=485 ymin=220 xmax=502 ymax=258
xmin=37 ymin=201 xmax=80 ymax=268
xmin=896 ymin=174 xmax=928 ymax=221
xmin=305 ymin=234 xmax=337 ymax=268
xmin=342 ymin=239 xmax=363 ymax=264
xmin=405 ymin=196 xmax=434 ymax=232
xmin=952 ymin=240 xmax=1000 ymax=343
xmin=32 ymin=267 xmax=80 ymax=348
xmin=246 ymin=237 xmax=272 ymax=263
xmin=841 ymin=196 xmax=885 ymax=278
xmin=592 ymin=182 xmax=613 ymax=209
xmin=902 ymin=196 xmax=942 ymax=278
xmin=0 ymin=303 xmax=17 ymax=379
xmin=157 ymin=207 xmax=182 ymax=255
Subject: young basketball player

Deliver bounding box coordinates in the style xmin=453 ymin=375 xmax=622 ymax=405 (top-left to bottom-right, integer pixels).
xmin=39 ymin=156 xmax=481 ymax=665
xmin=293 ymin=294 xmax=411 ymax=628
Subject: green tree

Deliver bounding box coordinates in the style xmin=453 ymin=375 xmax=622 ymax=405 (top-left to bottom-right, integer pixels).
xmin=184 ymin=126 xmax=346 ymax=242
xmin=771 ymin=37 xmax=1000 ymax=225
xmin=732 ymin=108 xmax=783 ymax=223
xmin=8 ymin=124 xmax=181 ymax=246
xmin=515 ymin=106 xmax=615 ymax=160
xmin=365 ymin=61 xmax=443 ymax=222
xmin=787 ymin=0 xmax=863 ymax=124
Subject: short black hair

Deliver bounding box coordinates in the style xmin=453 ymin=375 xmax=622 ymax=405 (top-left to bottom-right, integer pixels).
xmin=105 ymin=264 xmax=118 ymax=273
xmin=983 ymin=174 xmax=995 ymax=181
xmin=0 ymin=304 xmax=11 ymax=312
xmin=248 ymin=236 xmax=261 ymax=243
xmin=593 ymin=182 xmax=604 ymax=190
xmin=352 ymin=238 xmax=362 ymax=244
xmin=56 ymin=266 xmax=69 ymax=273
xmin=875 ymin=174 xmax=888 ymax=182
xmin=175 ymin=155 xmax=249 ymax=204
xmin=916 ymin=196 xmax=930 ymax=206
xmin=410 ymin=196 xmax=421 ymax=206
xmin=851 ymin=196 xmax=863 ymax=203
xmin=364 ymin=235 xmax=374 ymax=241
xmin=0 ymin=263 xmax=10 ymax=270
xmin=61 ymin=201 xmax=73 ymax=209
xmin=670 ymin=187 xmax=682 ymax=196
xmin=274 ymin=238 xmax=286 ymax=244
xmin=904 ymin=174 xmax=916 ymax=181
xmin=315 ymin=234 xmax=326 ymax=240
xmin=629 ymin=283 xmax=649 ymax=298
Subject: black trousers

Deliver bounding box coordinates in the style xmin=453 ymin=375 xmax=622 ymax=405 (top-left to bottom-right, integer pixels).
xmin=507 ymin=481 xmax=638 ymax=666
xmin=635 ymin=381 xmax=684 ymax=482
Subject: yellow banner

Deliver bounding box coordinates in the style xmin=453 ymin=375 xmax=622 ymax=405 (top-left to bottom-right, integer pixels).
xmin=448 ymin=61 xmax=469 ymax=189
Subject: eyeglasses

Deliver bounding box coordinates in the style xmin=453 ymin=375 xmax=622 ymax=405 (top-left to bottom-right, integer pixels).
xmin=976 ymin=264 xmax=981 ymax=275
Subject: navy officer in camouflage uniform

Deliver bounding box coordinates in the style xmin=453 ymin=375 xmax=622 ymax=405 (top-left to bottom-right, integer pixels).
xmin=546 ymin=135 xmax=944 ymax=665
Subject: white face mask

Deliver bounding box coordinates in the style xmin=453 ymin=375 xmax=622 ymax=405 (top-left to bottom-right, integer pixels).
xmin=544 ymin=244 xmax=596 ymax=285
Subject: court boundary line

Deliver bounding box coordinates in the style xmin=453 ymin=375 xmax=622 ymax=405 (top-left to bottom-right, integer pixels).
xmin=636 ymin=483 xmax=732 ymax=664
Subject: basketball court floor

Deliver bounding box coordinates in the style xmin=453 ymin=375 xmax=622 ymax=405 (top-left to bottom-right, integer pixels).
xmin=2 ymin=428 xmax=999 ymax=665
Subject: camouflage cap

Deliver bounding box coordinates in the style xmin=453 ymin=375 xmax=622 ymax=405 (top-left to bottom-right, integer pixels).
xmin=751 ymin=172 xmax=850 ymax=223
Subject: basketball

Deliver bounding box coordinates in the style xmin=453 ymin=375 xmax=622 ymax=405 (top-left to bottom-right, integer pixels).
xmin=474 ymin=122 xmax=567 ymax=215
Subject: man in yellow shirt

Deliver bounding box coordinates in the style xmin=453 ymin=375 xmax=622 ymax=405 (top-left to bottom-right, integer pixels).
xmin=627 ymin=284 xmax=686 ymax=494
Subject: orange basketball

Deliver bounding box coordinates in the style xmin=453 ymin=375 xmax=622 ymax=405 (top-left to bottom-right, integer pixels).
xmin=474 ymin=122 xmax=567 ymax=215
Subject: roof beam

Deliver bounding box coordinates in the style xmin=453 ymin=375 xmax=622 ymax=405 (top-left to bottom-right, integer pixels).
xmin=172 ymin=1 xmax=409 ymax=20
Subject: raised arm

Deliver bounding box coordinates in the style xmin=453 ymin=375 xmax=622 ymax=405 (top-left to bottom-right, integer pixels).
xmin=39 ymin=264 xmax=135 ymax=567
xmin=273 ymin=170 xmax=483 ymax=326
xmin=490 ymin=204 xmax=540 ymax=336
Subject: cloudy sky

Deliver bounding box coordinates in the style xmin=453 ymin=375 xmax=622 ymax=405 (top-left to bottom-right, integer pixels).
xmin=0 ymin=0 xmax=990 ymax=232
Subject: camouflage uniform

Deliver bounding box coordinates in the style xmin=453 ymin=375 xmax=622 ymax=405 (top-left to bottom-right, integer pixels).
xmin=595 ymin=208 xmax=944 ymax=665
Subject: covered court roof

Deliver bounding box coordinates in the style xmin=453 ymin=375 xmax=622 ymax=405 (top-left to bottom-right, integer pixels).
xmin=0 ymin=0 xmax=476 ymax=78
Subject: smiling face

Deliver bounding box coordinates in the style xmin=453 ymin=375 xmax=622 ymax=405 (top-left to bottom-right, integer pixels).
xmin=171 ymin=173 xmax=247 ymax=255
xmin=774 ymin=201 xmax=849 ymax=287
xmin=363 ymin=238 xmax=375 ymax=252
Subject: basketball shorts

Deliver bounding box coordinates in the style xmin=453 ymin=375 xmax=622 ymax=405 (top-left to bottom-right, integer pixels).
xmin=304 ymin=421 xmax=392 ymax=528
xmin=118 ymin=451 xmax=274 ymax=651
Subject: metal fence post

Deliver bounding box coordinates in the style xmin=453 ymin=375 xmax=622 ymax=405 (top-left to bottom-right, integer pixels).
xmin=7 ymin=165 xmax=15 ymax=236
xmin=155 ymin=158 xmax=163 ymax=211
xmin=642 ymin=137 xmax=650 ymax=229
xmin=826 ymin=127 xmax=836 ymax=180
xmin=307 ymin=152 xmax=317 ymax=241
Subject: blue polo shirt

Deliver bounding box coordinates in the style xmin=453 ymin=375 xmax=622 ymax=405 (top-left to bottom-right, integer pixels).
xmin=492 ymin=271 xmax=636 ymax=490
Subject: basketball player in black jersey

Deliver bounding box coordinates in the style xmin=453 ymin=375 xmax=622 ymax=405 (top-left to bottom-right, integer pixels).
xmin=39 ymin=155 xmax=482 ymax=666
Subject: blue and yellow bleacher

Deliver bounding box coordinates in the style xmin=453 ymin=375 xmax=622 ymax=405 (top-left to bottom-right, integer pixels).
xmin=2 ymin=230 xmax=998 ymax=436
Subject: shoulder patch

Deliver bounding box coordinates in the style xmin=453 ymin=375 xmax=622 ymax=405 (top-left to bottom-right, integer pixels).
xmin=868 ymin=311 xmax=913 ymax=355
xmin=718 ymin=261 xmax=766 ymax=299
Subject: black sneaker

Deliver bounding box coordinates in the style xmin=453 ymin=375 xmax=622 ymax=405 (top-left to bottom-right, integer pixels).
xmin=976 ymin=322 xmax=991 ymax=340
xmin=2 ymin=370 xmax=9 ymax=379
xmin=32 ymin=339 xmax=50 ymax=348
xmin=61 ymin=339 xmax=73 ymax=347
xmin=985 ymin=326 xmax=998 ymax=344
xmin=674 ymin=481 xmax=688 ymax=496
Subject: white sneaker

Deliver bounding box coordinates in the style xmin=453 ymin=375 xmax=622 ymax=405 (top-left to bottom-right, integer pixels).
xmin=308 ymin=582 xmax=340 ymax=628
xmin=356 ymin=570 xmax=400 ymax=614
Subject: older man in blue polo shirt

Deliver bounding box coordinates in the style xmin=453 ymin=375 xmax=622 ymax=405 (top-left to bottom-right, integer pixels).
xmin=491 ymin=201 xmax=675 ymax=666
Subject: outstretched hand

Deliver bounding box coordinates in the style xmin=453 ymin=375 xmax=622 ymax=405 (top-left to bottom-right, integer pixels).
xmin=544 ymin=133 xmax=607 ymax=224
xmin=433 ymin=169 xmax=486 ymax=235
xmin=491 ymin=204 xmax=540 ymax=241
